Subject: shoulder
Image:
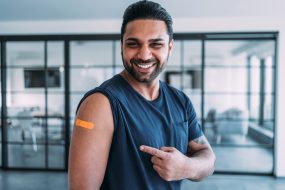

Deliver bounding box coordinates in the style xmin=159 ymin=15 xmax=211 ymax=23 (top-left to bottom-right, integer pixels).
xmin=77 ymin=93 xmax=112 ymax=122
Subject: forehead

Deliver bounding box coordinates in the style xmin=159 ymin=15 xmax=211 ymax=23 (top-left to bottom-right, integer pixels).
xmin=123 ymin=19 xmax=169 ymax=41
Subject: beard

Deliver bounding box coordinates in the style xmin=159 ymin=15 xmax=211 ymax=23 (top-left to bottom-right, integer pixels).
xmin=122 ymin=53 xmax=169 ymax=83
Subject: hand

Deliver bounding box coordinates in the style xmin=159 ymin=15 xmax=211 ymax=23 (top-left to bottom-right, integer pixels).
xmin=140 ymin=145 xmax=189 ymax=181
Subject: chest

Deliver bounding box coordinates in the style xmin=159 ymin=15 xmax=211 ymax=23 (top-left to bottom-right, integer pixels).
xmin=117 ymin=97 xmax=189 ymax=154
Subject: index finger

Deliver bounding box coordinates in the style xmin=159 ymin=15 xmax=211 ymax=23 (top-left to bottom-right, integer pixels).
xmin=140 ymin=145 xmax=168 ymax=159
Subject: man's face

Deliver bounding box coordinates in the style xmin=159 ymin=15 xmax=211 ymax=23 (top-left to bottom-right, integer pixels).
xmin=121 ymin=19 xmax=173 ymax=83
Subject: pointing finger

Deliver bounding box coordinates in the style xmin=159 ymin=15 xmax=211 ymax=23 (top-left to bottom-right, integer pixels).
xmin=140 ymin=145 xmax=168 ymax=159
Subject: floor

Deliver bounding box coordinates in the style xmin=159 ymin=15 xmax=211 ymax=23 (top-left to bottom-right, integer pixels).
xmin=0 ymin=171 xmax=284 ymax=190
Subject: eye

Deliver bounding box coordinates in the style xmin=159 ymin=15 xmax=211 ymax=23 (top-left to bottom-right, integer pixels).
xmin=150 ymin=43 xmax=164 ymax=49
xmin=126 ymin=42 xmax=139 ymax=48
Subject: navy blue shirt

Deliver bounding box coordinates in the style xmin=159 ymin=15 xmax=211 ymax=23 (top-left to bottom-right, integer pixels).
xmin=77 ymin=74 xmax=203 ymax=190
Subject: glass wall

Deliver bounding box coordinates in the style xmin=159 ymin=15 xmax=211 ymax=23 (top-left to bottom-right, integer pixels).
xmin=0 ymin=33 xmax=277 ymax=173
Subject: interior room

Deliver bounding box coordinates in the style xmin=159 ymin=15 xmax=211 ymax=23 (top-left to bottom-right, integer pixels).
xmin=1 ymin=0 xmax=285 ymax=189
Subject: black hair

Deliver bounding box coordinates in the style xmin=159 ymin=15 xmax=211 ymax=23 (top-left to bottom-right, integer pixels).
xmin=121 ymin=0 xmax=173 ymax=42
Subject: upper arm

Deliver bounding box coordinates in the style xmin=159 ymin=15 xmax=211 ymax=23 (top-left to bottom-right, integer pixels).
xmin=68 ymin=93 xmax=114 ymax=190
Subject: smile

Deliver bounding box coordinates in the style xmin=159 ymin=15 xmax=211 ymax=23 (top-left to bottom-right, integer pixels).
xmin=136 ymin=63 xmax=154 ymax=69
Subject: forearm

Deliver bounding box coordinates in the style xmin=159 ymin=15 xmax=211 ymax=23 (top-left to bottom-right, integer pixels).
xmin=184 ymin=148 xmax=215 ymax=181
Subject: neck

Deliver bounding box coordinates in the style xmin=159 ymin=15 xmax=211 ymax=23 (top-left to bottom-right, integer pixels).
xmin=120 ymin=70 xmax=160 ymax=101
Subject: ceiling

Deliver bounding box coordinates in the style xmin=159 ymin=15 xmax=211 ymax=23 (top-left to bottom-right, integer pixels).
xmin=0 ymin=0 xmax=284 ymax=21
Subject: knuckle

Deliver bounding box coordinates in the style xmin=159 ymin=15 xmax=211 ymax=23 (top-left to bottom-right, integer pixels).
xmin=163 ymin=173 xmax=172 ymax=181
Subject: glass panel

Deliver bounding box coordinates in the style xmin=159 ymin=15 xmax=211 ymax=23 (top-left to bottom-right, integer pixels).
xmin=162 ymin=67 xmax=182 ymax=89
xmin=204 ymin=39 xmax=275 ymax=173
xmin=264 ymin=94 xmax=274 ymax=120
xmin=47 ymin=118 xmax=64 ymax=144
xmin=47 ymin=93 xmax=65 ymax=116
xmin=183 ymin=41 xmax=202 ymax=66
xmin=115 ymin=66 xmax=124 ymax=75
xmin=250 ymin=57 xmax=260 ymax=94
xmin=7 ymin=117 xmax=45 ymax=144
xmin=69 ymin=117 xmax=76 ymax=139
xmin=265 ymin=57 xmax=273 ymax=94
xmin=6 ymin=42 xmax=44 ymax=67
xmin=205 ymin=94 xmax=247 ymax=114
xmin=47 ymin=42 xmax=64 ymax=67
xmin=70 ymin=94 xmax=83 ymax=117
xmin=168 ymin=40 xmax=181 ymax=66
xmin=213 ymin=146 xmax=273 ymax=173
xmin=70 ymin=68 xmax=113 ymax=92
xmin=6 ymin=93 xmax=45 ymax=116
xmin=183 ymin=90 xmax=201 ymax=119
xmin=8 ymin=144 xmax=45 ymax=168
xmin=249 ymin=94 xmax=259 ymax=119
xmin=48 ymin=145 xmax=64 ymax=169
xmin=70 ymin=41 xmax=113 ymax=66
xmin=205 ymin=68 xmax=247 ymax=93
xmin=115 ymin=40 xmax=122 ymax=66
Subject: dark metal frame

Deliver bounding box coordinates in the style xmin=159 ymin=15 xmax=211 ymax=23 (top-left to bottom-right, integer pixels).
xmin=0 ymin=32 xmax=278 ymax=175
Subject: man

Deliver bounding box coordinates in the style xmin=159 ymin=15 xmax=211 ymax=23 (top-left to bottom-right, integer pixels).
xmin=68 ymin=1 xmax=215 ymax=189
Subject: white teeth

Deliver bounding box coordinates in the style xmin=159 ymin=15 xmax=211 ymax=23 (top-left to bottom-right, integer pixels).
xmin=137 ymin=63 xmax=152 ymax=69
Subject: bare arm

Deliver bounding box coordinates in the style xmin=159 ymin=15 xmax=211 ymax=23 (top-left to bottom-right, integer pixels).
xmin=140 ymin=135 xmax=215 ymax=182
xmin=68 ymin=93 xmax=114 ymax=190
xmin=185 ymin=135 xmax=216 ymax=181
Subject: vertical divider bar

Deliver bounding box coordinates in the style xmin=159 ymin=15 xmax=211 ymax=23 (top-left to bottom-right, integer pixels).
xmin=64 ymin=40 xmax=71 ymax=171
xmin=201 ymin=38 xmax=205 ymax=131
xmin=1 ymin=41 xmax=8 ymax=169
xmin=44 ymin=41 xmax=49 ymax=168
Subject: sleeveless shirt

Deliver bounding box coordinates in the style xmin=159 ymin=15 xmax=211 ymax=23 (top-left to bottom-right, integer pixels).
xmin=76 ymin=74 xmax=203 ymax=190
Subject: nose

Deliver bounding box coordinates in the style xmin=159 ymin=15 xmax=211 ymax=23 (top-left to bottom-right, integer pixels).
xmin=137 ymin=45 xmax=152 ymax=61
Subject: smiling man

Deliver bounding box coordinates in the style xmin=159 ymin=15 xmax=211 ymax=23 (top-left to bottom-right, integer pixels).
xmin=68 ymin=1 xmax=215 ymax=190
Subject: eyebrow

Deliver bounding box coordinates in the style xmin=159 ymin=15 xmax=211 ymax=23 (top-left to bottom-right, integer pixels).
xmin=125 ymin=38 xmax=166 ymax=43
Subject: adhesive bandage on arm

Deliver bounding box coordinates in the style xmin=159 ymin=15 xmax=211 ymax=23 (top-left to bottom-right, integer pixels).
xmin=75 ymin=118 xmax=95 ymax=129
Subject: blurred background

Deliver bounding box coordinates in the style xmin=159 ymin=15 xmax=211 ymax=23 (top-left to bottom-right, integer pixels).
xmin=0 ymin=0 xmax=285 ymax=189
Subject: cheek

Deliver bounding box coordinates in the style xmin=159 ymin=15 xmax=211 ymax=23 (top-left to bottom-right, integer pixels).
xmin=122 ymin=49 xmax=135 ymax=61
